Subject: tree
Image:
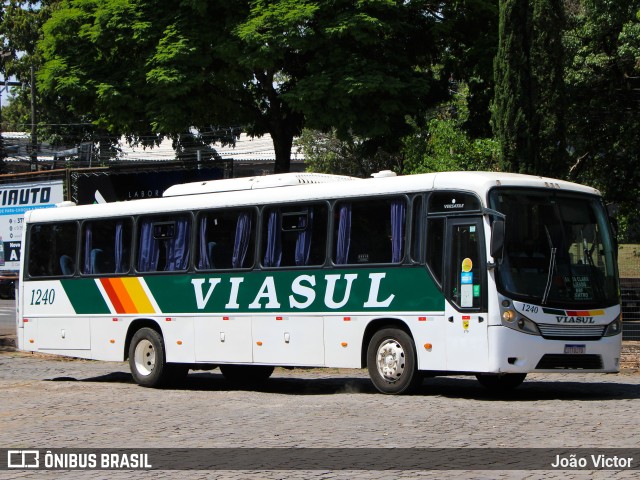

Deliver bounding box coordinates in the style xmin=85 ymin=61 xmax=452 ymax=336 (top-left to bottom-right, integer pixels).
xmin=298 ymin=129 xmax=404 ymax=178
xmin=403 ymin=82 xmax=499 ymax=174
xmin=530 ymin=0 xmax=567 ymax=177
xmin=38 ymin=0 xmax=444 ymax=172
xmin=564 ymin=0 xmax=640 ymax=240
xmin=436 ymin=0 xmax=499 ymax=138
xmin=492 ymin=0 xmax=567 ymax=177
xmin=0 ymin=0 xmax=103 ymax=162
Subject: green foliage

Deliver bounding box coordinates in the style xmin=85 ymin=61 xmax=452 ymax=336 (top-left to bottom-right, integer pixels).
xmin=564 ymin=1 xmax=640 ymax=241
xmin=436 ymin=0 xmax=499 ymax=138
xmin=285 ymin=0 xmax=438 ymax=143
xmin=403 ymin=82 xmax=499 ymax=175
xmin=530 ymin=0 xmax=567 ymax=178
xmin=36 ymin=0 xmax=247 ymax=156
xmin=298 ymin=129 xmax=403 ymax=178
xmin=492 ymin=0 xmax=567 ymax=177
xmin=35 ymin=0 xmax=448 ymax=171
xmin=1 ymin=90 xmax=31 ymax=132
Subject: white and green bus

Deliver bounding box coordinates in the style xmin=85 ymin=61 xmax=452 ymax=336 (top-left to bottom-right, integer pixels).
xmin=17 ymin=171 xmax=622 ymax=394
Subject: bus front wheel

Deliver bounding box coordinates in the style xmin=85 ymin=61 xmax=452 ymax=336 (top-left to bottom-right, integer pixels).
xmin=129 ymin=327 xmax=186 ymax=387
xmin=367 ymin=328 xmax=420 ymax=394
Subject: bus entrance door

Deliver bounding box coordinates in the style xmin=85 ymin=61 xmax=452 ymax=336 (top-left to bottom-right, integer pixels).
xmin=443 ymin=218 xmax=489 ymax=372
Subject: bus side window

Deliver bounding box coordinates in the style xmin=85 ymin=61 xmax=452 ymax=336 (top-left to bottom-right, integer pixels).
xmin=81 ymin=219 xmax=132 ymax=275
xmin=411 ymin=196 xmax=424 ymax=262
xmin=333 ymin=197 xmax=406 ymax=265
xmin=197 ymin=209 xmax=256 ymax=270
xmin=137 ymin=215 xmax=191 ymax=272
xmin=27 ymin=222 xmax=78 ymax=277
xmin=262 ymin=204 xmax=328 ymax=268
xmin=426 ymin=218 xmax=444 ymax=285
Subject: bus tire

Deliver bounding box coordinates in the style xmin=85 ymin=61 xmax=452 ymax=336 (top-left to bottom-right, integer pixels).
xmin=367 ymin=328 xmax=420 ymax=394
xmin=475 ymin=373 xmax=526 ymax=391
xmin=219 ymin=365 xmax=275 ymax=385
xmin=129 ymin=327 xmax=171 ymax=388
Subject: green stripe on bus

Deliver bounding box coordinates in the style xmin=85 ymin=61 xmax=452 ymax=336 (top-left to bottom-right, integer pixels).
xmin=144 ymin=267 xmax=445 ymax=314
xmin=61 ymin=279 xmax=111 ymax=314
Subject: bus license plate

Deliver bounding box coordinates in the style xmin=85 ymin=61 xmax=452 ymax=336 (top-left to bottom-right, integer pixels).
xmin=564 ymin=344 xmax=586 ymax=354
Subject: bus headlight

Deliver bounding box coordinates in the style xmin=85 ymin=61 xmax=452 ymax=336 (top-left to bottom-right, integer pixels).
xmin=501 ymin=314 xmax=541 ymax=336
xmin=516 ymin=317 xmax=540 ymax=335
xmin=603 ymin=317 xmax=622 ymax=337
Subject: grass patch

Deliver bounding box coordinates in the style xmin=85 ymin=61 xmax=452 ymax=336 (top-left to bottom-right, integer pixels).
xmin=619 ymin=244 xmax=640 ymax=278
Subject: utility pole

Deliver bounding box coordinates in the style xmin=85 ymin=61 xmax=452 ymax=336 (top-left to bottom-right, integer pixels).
xmin=30 ymin=64 xmax=38 ymax=170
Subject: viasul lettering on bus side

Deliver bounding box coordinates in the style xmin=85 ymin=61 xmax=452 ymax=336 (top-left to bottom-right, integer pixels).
xmin=191 ymin=272 xmax=395 ymax=310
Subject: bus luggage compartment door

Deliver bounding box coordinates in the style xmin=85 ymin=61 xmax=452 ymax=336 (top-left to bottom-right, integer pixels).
xmin=252 ymin=315 xmax=324 ymax=366
xmin=38 ymin=317 xmax=91 ymax=350
xmin=193 ymin=316 xmax=253 ymax=363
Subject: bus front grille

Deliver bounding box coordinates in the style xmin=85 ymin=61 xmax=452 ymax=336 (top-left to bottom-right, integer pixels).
xmin=535 ymin=354 xmax=603 ymax=370
xmin=537 ymin=324 xmax=606 ymax=340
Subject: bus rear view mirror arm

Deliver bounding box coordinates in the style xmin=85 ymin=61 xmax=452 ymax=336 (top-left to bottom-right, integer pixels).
xmin=490 ymin=219 xmax=505 ymax=261
xmin=483 ymin=208 xmax=506 ymax=261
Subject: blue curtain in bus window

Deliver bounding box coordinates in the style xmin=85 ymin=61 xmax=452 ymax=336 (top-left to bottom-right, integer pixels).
xmin=391 ymin=199 xmax=406 ymax=263
xmin=232 ymin=212 xmax=252 ymax=269
xmin=138 ymin=220 xmax=160 ymax=272
xmin=198 ymin=217 xmax=211 ymax=269
xmin=83 ymin=224 xmax=93 ymax=273
xmin=114 ymin=221 xmax=125 ymax=274
xmin=295 ymin=208 xmax=313 ymax=266
xmin=165 ymin=218 xmax=190 ymax=271
xmin=90 ymin=248 xmax=105 ymax=274
xmin=263 ymin=210 xmax=282 ymax=267
xmin=335 ymin=203 xmax=351 ymax=265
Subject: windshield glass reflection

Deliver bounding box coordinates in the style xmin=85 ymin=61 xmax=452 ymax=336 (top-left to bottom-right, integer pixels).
xmin=489 ymin=189 xmax=618 ymax=308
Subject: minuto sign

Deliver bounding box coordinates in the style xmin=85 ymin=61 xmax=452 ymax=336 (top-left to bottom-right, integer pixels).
xmin=0 ymin=180 xmax=64 ymax=270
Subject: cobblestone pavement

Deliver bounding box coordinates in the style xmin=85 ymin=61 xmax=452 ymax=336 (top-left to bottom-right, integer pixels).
xmin=0 ymin=347 xmax=639 ymax=480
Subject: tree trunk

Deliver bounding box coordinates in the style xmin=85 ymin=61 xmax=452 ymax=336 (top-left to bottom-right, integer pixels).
xmin=271 ymin=128 xmax=294 ymax=174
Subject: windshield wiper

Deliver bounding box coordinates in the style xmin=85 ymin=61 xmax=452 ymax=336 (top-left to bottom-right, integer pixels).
xmin=541 ymin=226 xmax=556 ymax=305
xmin=582 ymin=230 xmax=605 ymax=301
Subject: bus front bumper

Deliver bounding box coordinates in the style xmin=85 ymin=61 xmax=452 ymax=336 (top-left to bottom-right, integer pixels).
xmin=487 ymin=325 xmax=622 ymax=373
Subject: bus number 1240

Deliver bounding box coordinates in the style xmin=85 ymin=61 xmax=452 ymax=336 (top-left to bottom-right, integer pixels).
xmin=30 ymin=288 xmax=56 ymax=306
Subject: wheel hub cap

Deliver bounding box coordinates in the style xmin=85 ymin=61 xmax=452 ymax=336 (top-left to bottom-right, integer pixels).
xmin=376 ymin=339 xmax=405 ymax=381
xmin=134 ymin=339 xmax=156 ymax=376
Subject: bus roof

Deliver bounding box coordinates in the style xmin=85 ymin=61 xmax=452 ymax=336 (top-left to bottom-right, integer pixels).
xmin=24 ymin=171 xmax=601 ymax=223
xmin=163 ymin=172 xmax=358 ymax=197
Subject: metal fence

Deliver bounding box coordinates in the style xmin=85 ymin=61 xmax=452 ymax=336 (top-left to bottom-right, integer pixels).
xmin=620 ymin=244 xmax=640 ymax=340
xmin=621 ymin=278 xmax=640 ymax=340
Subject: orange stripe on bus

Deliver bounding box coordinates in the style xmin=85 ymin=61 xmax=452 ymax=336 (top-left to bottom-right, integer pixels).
xmin=100 ymin=278 xmax=127 ymax=314
xmin=109 ymin=277 xmax=138 ymax=314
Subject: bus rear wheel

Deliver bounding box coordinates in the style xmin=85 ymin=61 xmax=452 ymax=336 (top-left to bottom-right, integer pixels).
xmin=129 ymin=327 xmax=186 ymax=387
xmin=367 ymin=328 xmax=420 ymax=394
xmin=475 ymin=373 xmax=526 ymax=391
xmin=219 ymin=365 xmax=275 ymax=385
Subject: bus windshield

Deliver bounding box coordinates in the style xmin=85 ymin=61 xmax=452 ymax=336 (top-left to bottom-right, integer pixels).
xmin=489 ymin=188 xmax=618 ymax=308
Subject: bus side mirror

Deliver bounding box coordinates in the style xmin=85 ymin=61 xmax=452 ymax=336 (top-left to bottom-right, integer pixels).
xmin=490 ymin=219 xmax=505 ymax=260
